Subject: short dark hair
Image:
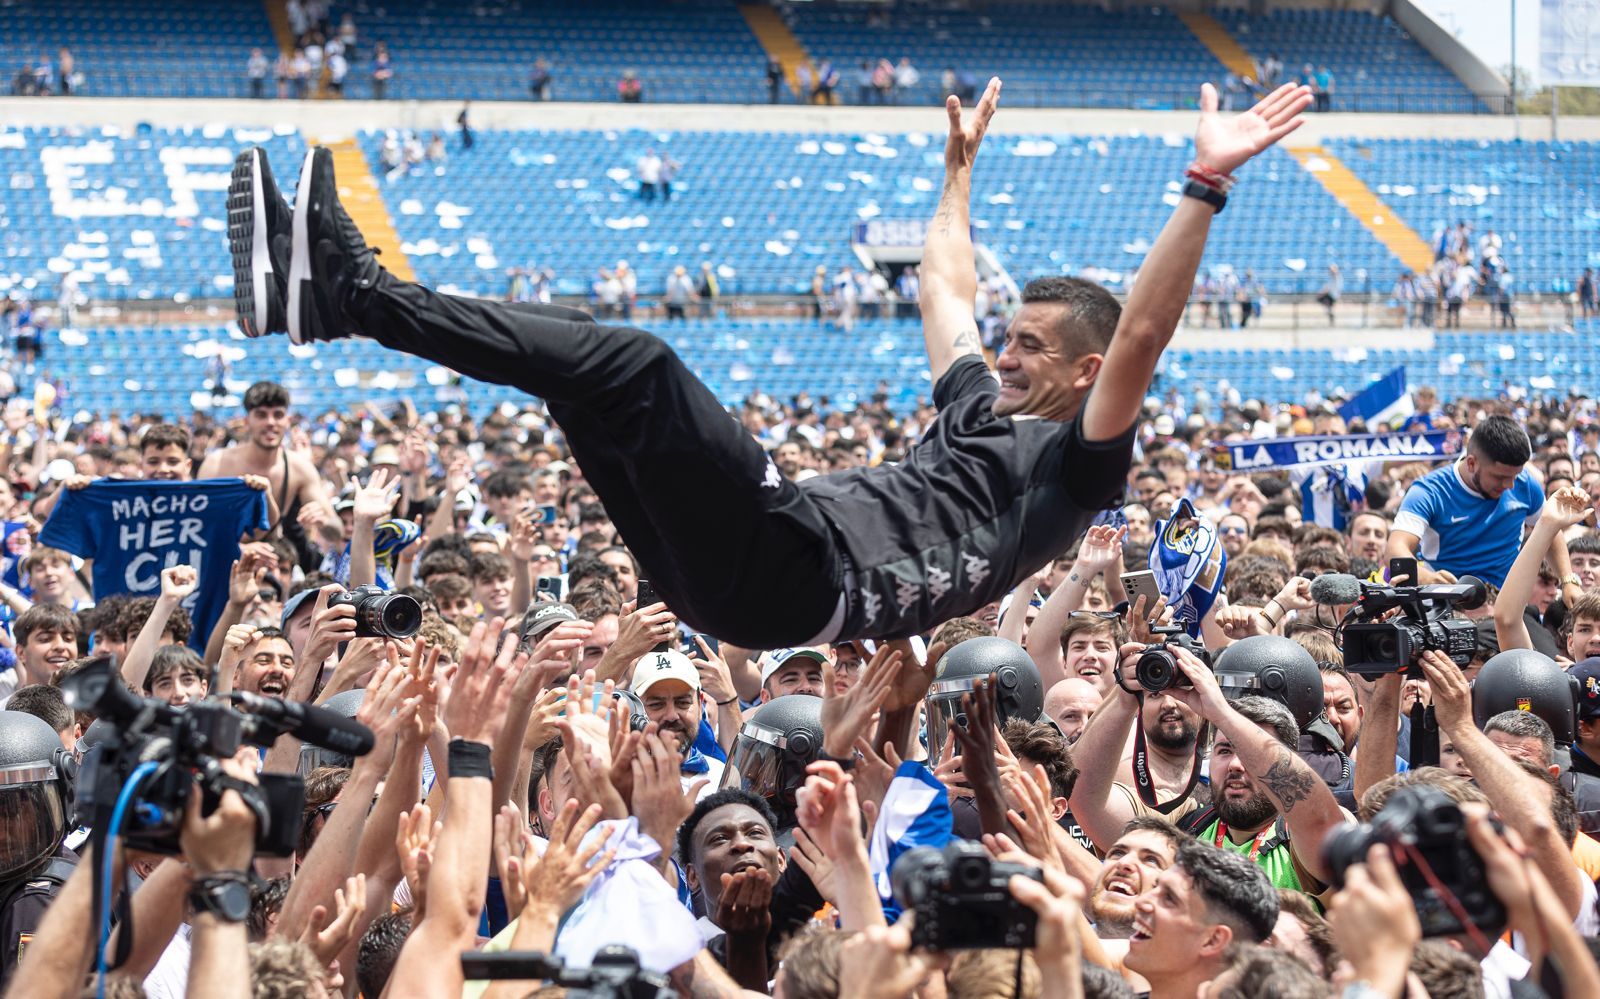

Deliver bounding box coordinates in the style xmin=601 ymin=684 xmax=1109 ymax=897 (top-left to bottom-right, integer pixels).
xmin=931 ymin=616 xmax=994 ymax=653
xmin=1058 ymin=614 xmax=1124 ymax=657
xmin=6 ymin=683 xmax=72 ymax=732
xmin=467 ymin=551 xmax=512 ymax=584
xmin=1001 ymin=718 xmax=1079 ymax=800
xmin=1019 ymin=277 xmax=1122 ymax=358
xmin=482 ymin=469 xmax=531 ymax=500
xmin=140 ymin=423 xmax=191 ymax=454
xmin=566 ymin=552 xmax=620 ymax=593
xmin=1409 ymin=939 xmax=1487 ymax=999
xmin=1294 ymin=545 xmax=1350 ymax=576
xmin=356 ymin=909 xmax=414 ymax=999
xmin=144 ymin=645 xmax=206 ymax=696
xmin=1119 ymin=815 xmax=1187 ymax=853
xmin=1568 ymin=533 xmax=1600 ymax=559
xmin=248 ymin=876 xmax=292 ymax=941
xmin=1173 ymin=839 xmax=1280 ymax=944
xmin=676 ymin=788 xmax=779 ymax=870
xmin=1213 ymin=943 xmax=1324 ymax=998
xmin=1227 ymin=695 xmax=1299 ymax=749
xmin=243 ymin=381 xmax=290 ymax=412
xmin=1469 ymin=415 xmax=1532 ymax=467
xmin=15 ymin=603 xmax=79 ymax=647
xmin=117 ymin=596 xmax=191 ymax=645
xmin=1484 ymin=710 xmax=1556 ymax=768
xmin=85 ymin=594 xmax=134 ymax=643
xmin=427 ymin=573 xmax=472 ymax=605
xmin=1275 ymin=889 xmax=1337 ymax=977
xmin=1082 ymin=963 xmax=1138 ymax=999
xmin=416 ymin=549 xmax=470 ymax=582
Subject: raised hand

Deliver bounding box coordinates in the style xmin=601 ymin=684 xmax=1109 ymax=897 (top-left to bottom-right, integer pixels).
xmin=160 ymin=564 xmax=198 ymax=603
xmin=631 ymin=729 xmax=705 ymax=855
xmin=507 ymin=511 xmax=540 ymax=563
xmin=1541 ymin=484 xmax=1593 ymax=530
xmin=1194 ymin=80 xmax=1313 ymax=176
xmin=820 ymin=646 xmax=903 ymax=757
xmin=689 ymin=634 xmax=737 ymax=706
xmin=944 ymin=76 xmax=1002 ymax=174
xmin=299 ymin=874 xmax=368 ymax=970
xmin=519 ymin=800 xmax=612 ymax=915
xmin=445 ymin=618 xmax=523 ymax=744
xmin=1074 ymin=524 xmax=1126 ymax=575
xmin=354 ymin=467 xmax=402 ymax=522
xmin=395 ymin=804 xmax=439 ymax=919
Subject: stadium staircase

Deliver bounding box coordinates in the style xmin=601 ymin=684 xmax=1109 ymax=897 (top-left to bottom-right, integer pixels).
xmin=262 ymin=0 xmax=295 ymax=55
xmin=1177 ymin=11 xmax=1256 ymax=80
xmin=1285 ymin=147 xmax=1435 ymax=276
xmin=738 ymin=4 xmax=814 ymax=100
xmin=325 ymin=139 xmax=415 ymax=281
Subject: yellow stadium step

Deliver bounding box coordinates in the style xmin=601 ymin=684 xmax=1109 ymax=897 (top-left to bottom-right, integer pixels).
xmin=1286 ymin=146 xmax=1435 ymax=275
xmin=738 ymin=4 xmax=815 ymax=99
xmin=1178 ymin=11 xmax=1256 ymax=80
xmin=262 ymin=0 xmax=296 ymax=56
xmin=323 ymin=139 xmax=415 ymax=282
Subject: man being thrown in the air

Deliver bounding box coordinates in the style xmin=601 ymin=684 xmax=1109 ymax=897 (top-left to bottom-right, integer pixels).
xmin=226 ymin=80 xmax=1311 ymax=648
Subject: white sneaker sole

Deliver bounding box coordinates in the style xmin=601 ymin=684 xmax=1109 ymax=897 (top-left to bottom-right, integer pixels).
xmin=286 ymin=149 xmax=318 ymax=346
xmin=250 ymin=151 xmax=270 ymax=335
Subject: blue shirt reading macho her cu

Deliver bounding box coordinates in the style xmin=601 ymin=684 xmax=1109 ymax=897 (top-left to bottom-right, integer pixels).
xmin=40 ymin=479 xmax=269 ymax=652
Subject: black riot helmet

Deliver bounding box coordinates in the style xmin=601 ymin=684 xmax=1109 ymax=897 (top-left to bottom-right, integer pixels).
xmin=0 ymin=710 xmax=72 ymax=882
xmin=298 ymin=688 xmax=365 ymax=775
xmin=925 ymin=637 xmax=1043 ymax=758
xmin=719 ymin=693 xmax=822 ymax=831
xmin=1213 ymin=636 xmax=1330 ymax=741
xmin=1472 ymin=648 xmax=1580 ymax=743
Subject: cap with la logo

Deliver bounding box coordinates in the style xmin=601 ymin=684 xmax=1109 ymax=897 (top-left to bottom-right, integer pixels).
xmin=629 ymin=649 xmax=702 ymax=696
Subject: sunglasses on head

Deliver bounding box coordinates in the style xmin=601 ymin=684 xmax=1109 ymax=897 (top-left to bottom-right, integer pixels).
xmin=1070 ymin=610 xmax=1120 ymax=620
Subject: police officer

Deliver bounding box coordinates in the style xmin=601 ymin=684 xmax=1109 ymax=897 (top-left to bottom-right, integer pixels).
xmin=0 ymin=710 xmax=76 ymax=988
xmin=720 ymin=694 xmax=823 ymax=834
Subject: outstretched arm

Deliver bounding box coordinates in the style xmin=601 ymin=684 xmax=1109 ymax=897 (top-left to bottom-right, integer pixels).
xmin=1497 ymin=487 xmax=1591 ymax=652
xmin=919 ymin=78 xmax=1000 ymax=383
xmin=1081 ymin=83 xmax=1310 ymax=441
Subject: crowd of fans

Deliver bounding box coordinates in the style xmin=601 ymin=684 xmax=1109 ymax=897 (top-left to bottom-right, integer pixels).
xmin=0 ymin=358 xmax=1593 ymax=999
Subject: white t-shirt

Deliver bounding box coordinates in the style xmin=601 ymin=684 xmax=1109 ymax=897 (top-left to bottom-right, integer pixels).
xmin=142 ymin=923 xmax=192 ymax=999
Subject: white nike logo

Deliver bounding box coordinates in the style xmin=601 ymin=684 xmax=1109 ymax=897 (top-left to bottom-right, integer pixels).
xmin=1449 ymin=515 xmax=1471 ymax=523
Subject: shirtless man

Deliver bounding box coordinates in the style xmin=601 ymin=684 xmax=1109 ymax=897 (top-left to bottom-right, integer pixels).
xmin=198 ymin=381 xmax=335 ymax=566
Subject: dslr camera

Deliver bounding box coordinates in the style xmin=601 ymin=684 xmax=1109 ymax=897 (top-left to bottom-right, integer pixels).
xmin=61 ymin=657 xmax=372 ymax=856
xmin=1125 ymin=623 xmax=1212 ymax=694
xmin=1322 ymin=784 xmax=1506 ymax=940
xmin=460 ymin=946 xmax=671 ymax=999
xmin=1340 ymin=577 xmax=1484 ymax=678
xmin=329 ymin=583 xmax=423 ymax=639
xmin=890 ymin=840 xmax=1042 ymax=950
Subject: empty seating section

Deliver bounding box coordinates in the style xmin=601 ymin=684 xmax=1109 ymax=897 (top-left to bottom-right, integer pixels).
xmin=39 ymin=319 xmax=1600 ymax=419
xmin=340 ymin=0 xmax=769 ymax=103
xmin=361 ymin=128 xmax=1398 ymax=299
xmin=0 ymin=0 xmax=273 ymax=98
xmin=0 ymin=126 xmax=307 ymax=303
xmin=783 ymin=3 xmax=1221 ymax=110
xmin=1157 ymin=322 xmax=1600 ymax=407
xmin=1320 ymin=138 xmax=1600 ymax=291
xmin=1213 ymin=9 xmax=1480 ymax=113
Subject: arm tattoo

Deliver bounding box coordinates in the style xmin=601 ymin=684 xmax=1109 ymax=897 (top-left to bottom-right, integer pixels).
xmin=935 ymin=178 xmax=958 ymax=236
xmin=951 ymin=327 xmax=981 ymax=356
xmin=1068 ymin=572 xmax=1081 ymax=583
xmin=1259 ymin=748 xmax=1317 ymax=813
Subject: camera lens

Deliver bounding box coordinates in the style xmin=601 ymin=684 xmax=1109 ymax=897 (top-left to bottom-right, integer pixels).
xmin=370 ymin=594 xmax=422 ymax=639
xmin=1373 ymin=633 xmax=1399 ymax=662
xmin=954 ymin=856 xmax=988 ymax=890
xmin=1135 ymin=649 xmax=1175 ymax=693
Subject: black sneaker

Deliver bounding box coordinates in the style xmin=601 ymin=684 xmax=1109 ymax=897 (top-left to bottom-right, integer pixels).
xmin=227 ymin=146 xmax=293 ymax=337
xmin=288 ymin=146 xmax=382 ymax=345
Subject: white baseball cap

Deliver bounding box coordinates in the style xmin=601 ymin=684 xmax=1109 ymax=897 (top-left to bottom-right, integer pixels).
xmin=630 ymin=650 xmax=701 ymax=696
xmin=758 ymin=647 xmax=828 ymax=686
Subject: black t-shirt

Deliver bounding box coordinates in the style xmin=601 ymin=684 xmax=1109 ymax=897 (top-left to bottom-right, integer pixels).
xmin=800 ymin=355 xmax=1135 ymax=638
xmin=0 ymin=846 xmax=76 ymax=989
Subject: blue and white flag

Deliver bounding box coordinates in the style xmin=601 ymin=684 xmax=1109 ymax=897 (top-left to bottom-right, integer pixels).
xmin=1149 ymin=497 xmax=1226 ymax=638
xmin=869 ymin=761 xmax=954 ymax=918
xmin=1337 ymin=366 xmax=1414 ymax=427
xmin=1211 ymin=429 xmax=1463 ymax=473
xmin=1295 ymin=464 xmax=1371 ymax=531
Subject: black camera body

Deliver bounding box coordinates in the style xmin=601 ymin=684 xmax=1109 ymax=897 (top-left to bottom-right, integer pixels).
xmin=460 ymin=946 xmax=671 ymax=998
xmin=1341 ymin=579 xmax=1484 ymax=678
xmin=1129 ymin=625 xmax=1213 ymax=694
xmin=328 ymin=583 xmax=423 ymax=639
xmin=1322 ymin=785 xmax=1506 ymax=940
xmin=890 ymin=840 xmax=1042 ymax=950
xmin=61 ymin=657 xmax=370 ymax=856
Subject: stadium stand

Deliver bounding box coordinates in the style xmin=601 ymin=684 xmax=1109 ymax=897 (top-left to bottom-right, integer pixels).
xmin=33 ymin=318 xmax=1600 ymax=421
xmin=1213 ymin=9 xmax=1482 ymax=114
xmin=358 ymin=127 xmax=1398 ymax=299
xmin=1320 ymin=137 xmax=1600 ymax=292
xmin=0 ymin=0 xmax=274 ymax=99
xmin=782 ymin=3 xmax=1224 ymax=110
xmin=0 ymin=125 xmax=308 ymax=303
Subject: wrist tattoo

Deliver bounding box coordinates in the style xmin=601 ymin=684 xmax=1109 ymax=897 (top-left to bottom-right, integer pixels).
xmin=1259 ymin=749 xmax=1316 ymax=812
xmin=1068 ymin=571 xmax=1081 ymax=583
xmin=950 ymin=327 xmax=981 ymax=357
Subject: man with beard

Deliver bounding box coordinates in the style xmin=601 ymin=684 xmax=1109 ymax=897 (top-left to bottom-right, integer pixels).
xmin=1083 ymin=816 xmax=1185 ymax=992
xmin=1164 ymin=653 xmax=1349 ymax=892
xmin=1345 ymin=509 xmax=1389 ymax=563
xmin=630 ymin=649 xmax=724 ymax=794
xmin=199 ymin=381 xmax=336 ymax=570
xmin=1214 ymin=512 xmax=1250 ymax=559
xmin=1068 ymin=674 xmax=1207 ymax=851
xmin=228 ymin=626 xmax=296 ymax=698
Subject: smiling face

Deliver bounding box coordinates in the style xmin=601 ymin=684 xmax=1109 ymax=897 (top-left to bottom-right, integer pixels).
xmin=1062 ymin=625 xmax=1118 ymax=695
xmin=1142 ymin=692 xmax=1200 ymax=753
xmin=688 ymin=802 xmax=783 ymax=916
xmin=991 ymin=303 xmax=1101 ymax=421
xmin=1090 ymin=828 xmax=1178 ymax=933
xmin=235 ymin=635 xmax=295 ymax=697
xmin=641 ymin=678 xmax=700 ymax=753
xmin=1569 ymin=614 xmax=1600 ymax=662
xmin=21 ymin=625 xmax=76 ymax=683
xmin=1347 ymin=512 xmax=1389 ymax=561
xmin=1126 ymin=865 xmax=1231 ymax=980
xmin=141 ymin=442 xmax=191 ymax=481
xmin=1572 ymin=550 xmax=1600 ymax=591
xmin=29 ymin=557 xmax=72 ymax=604
xmin=762 ymin=658 xmax=824 ymax=701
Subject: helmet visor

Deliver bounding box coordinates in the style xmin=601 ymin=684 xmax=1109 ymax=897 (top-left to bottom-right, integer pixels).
xmin=720 ymin=725 xmax=787 ymax=800
xmin=0 ymin=775 xmax=63 ymax=880
xmin=925 ymin=676 xmax=979 ymax=762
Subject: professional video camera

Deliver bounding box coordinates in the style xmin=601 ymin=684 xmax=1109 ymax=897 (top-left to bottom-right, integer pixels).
xmin=460 ymin=946 xmax=671 ymax=998
xmin=1322 ymin=784 xmax=1506 ymax=940
xmin=60 ymin=656 xmax=374 ymax=856
xmin=328 ymin=583 xmax=423 ymax=639
xmin=1332 ymin=574 xmax=1485 ymax=678
xmin=1121 ymin=623 xmax=1213 ymax=694
xmin=890 ymin=839 xmax=1042 ymax=950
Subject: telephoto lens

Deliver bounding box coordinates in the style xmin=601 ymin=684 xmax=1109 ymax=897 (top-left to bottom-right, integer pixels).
xmin=330 ymin=584 xmax=422 ymax=639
